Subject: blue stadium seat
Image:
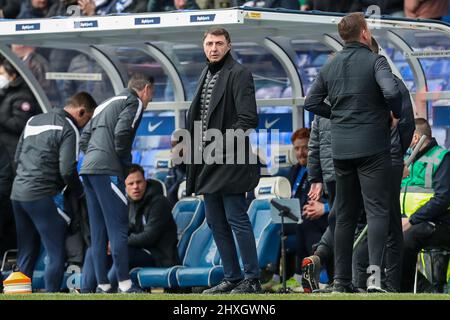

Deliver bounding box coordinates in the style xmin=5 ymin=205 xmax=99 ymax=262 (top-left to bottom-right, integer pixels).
xmin=268 ymin=144 xmax=295 ymax=178
xmin=174 ymin=177 xmax=290 ymax=289
xmin=174 ymin=220 xmax=222 ymax=288
xmin=249 ymin=177 xmax=291 ymax=269
xmin=151 ymin=149 xmax=172 ymax=182
xmin=136 ymin=182 xmax=206 ymax=289
xmin=172 ymin=183 xmax=206 ymax=259
xmin=152 ymin=170 xmax=169 ymax=182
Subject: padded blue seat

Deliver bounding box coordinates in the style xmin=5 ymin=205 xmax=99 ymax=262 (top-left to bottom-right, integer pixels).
xmin=248 ymin=199 xmax=280 ymax=270
xmin=174 ymin=177 xmax=290 ymax=288
xmin=152 ymin=170 xmax=169 ymax=182
xmin=173 ymin=198 xmax=205 ymax=259
xmin=174 ymin=219 xmax=221 ymax=287
xmin=136 ymin=182 xmax=206 ymax=289
xmin=138 ymin=266 xmax=180 ymax=289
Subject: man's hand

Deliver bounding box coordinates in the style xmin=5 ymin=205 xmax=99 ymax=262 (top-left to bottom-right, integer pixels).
xmin=107 ymin=241 xmax=111 ymax=256
xmin=308 ymin=182 xmax=323 ymax=201
xmin=78 ymin=0 xmax=96 ymax=16
xmin=403 ymin=165 xmax=410 ymax=179
xmin=302 ymin=200 xmax=325 ymax=220
xmin=402 ymin=218 xmax=411 ymax=232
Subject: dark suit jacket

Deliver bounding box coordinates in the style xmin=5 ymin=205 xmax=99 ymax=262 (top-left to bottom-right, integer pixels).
xmin=186 ymin=53 xmax=260 ymax=195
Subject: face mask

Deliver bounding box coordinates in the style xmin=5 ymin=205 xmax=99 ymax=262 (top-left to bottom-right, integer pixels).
xmin=0 ymin=75 xmax=10 ymax=89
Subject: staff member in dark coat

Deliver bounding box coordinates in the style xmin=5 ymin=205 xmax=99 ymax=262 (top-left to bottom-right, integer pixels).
xmin=304 ymin=12 xmax=402 ymax=293
xmin=11 ymin=92 xmax=96 ymax=292
xmin=186 ymin=28 xmax=261 ymax=294
xmin=0 ymin=59 xmax=38 ymax=165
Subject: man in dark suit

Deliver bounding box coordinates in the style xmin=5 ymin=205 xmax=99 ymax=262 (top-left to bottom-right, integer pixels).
xmin=304 ymin=12 xmax=402 ymax=293
xmin=186 ymin=27 xmax=261 ymax=294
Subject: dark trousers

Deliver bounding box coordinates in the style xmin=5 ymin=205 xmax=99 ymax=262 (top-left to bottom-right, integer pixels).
xmin=82 ymin=175 xmax=129 ymax=284
xmin=315 ymin=181 xmax=336 ymax=254
xmin=203 ymin=193 xmax=259 ymax=281
xmin=0 ymin=197 xmax=16 ymax=258
xmin=295 ymin=216 xmax=328 ymax=273
xmin=352 ymin=164 xmax=404 ymax=291
xmin=81 ymin=246 xmax=154 ymax=292
xmin=333 ymin=151 xmax=391 ymax=285
xmin=12 ymin=197 xmax=67 ymax=292
xmin=81 ymin=247 xmax=100 ymax=293
xmin=384 ymin=164 xmax=404 ymax=291
xmin=401 ymin=222 xmax=450 ymax=292
xmin=312 ymin=182 xmax=336 ymax=281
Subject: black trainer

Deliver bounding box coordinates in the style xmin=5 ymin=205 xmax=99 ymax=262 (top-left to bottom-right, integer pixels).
xmin=95 ymin=286 xmax=115 ymax=294
xmin=367 ymin=285 xmax=388 ymax=293
xmin=230 ymin=279 xmax=262 ymax=294
xmin=202 ymin=279 xmax=240 ymax=294
xmin=301 ymin=255 xmax=321 ymax=293
xmin=331 ymin=282 xmax=359 ymax=293
xmin=119 ymin=283 xmax=144 ymax=294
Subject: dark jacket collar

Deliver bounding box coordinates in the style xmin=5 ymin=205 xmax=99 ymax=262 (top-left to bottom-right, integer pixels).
xmin=207 ymin=50 xmax=232 ymax=74
xmin=343 ymin=41 xmax=372 ymax=52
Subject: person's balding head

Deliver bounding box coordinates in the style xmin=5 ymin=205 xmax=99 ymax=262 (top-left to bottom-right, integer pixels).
xmin=410 ymin=118 xmax=432 ymax=150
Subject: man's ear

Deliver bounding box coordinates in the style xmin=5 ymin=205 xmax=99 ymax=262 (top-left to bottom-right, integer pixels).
xmin=78 ymin=107 xmax=86 ymax=118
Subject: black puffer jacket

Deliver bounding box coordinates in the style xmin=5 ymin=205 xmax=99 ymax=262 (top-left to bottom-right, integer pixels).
xmin=0 ymin=76 xmax=38 ymax=164
xmin=307 ymin=115 xmax=334 ymax=184
xmin=0 ymin=140 xmax=12 ymax=199
xmin=128 ymin=179 xmax=180 ymax=268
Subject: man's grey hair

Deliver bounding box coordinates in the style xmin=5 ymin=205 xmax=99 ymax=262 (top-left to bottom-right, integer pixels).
xmin=127 ymin=73 xmax=154 ymax=91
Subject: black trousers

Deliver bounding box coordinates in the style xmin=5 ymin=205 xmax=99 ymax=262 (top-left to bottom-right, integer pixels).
xmin=352 ymin=164 xmax=404 ymax=291
xmin=333 ymin=151 xmax=391 ymax=285
xmin=314 ymin=182 xmax=336 ymax=277
xmin=401 ymin=222 xmax=450 ymax=292
xmin=295 ymin=215 xmax=328 ymax=274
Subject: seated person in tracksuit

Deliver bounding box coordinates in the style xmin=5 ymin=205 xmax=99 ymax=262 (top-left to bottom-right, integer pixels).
xmin=81 ymin=164 xmax=179 ymax=292
xmin=10 ymin=92 xmax=96 ymax=292
xmin=399 ymin=118 xmax=450 ymax=293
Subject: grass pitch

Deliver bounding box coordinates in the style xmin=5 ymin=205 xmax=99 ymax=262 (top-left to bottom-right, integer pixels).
xmin=0 ymin=293 xmax=449 ymax=300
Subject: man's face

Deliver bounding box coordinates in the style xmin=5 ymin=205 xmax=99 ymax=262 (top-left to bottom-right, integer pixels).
xmin=126 ymin=171 xmax=147 ymax=201
xmin=203 ymin=34 xmax=231 ymax=63
xmin=76 ymin=108 xmax=93 ymax=128
xmin=293 ymin=138 xmax=309 ymax=166
xmin=174 ymin=0 xmax=186 ymax=9
xmin=142 ymin=84 xmax=154 ymax=109
xmin=409 ymin=132 xmax=421 ymax=149
xmin=361 ymin=23 xmax=372 ymax=47
xmin=31 ymin=0 xmax=48 ymax=9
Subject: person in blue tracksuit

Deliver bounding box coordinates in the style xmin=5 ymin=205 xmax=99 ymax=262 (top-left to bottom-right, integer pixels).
xmin=79 ymin=74 xmax=154 ymax=294
xmin=11 ymin=92 xmax=96 ymax=292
